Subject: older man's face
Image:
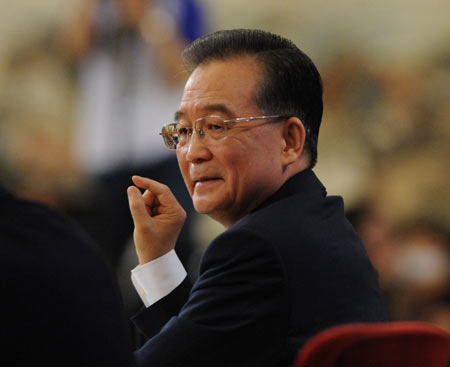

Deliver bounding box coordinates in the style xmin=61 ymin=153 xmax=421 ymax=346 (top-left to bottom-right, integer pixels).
xmin=175 ymin=57 xmax=286 ymax=227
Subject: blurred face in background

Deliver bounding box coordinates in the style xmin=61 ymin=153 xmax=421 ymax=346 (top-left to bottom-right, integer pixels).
xmin=393 ymin=228 xmax=450 ymax=300
xmin=115 ymin=0 xmax=152 ymax=25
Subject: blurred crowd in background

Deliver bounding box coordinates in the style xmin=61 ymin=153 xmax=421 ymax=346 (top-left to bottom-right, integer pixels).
xmin=0 ymin=0 xmax=449 ymax=334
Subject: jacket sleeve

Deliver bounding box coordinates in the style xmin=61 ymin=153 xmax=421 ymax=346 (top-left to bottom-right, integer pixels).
xmin=133 ymin=227 xmax=290 ymax=367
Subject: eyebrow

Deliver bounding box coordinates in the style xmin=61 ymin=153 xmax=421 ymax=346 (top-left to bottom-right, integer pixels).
xmin=174 ymin=111 xmax=184 ymax=122
xmin=174 ymin=104 xmax=235 ymax=122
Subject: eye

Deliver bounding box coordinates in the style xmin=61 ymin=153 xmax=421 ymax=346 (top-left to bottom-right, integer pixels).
xmin=208 ymin=123 xmax=225 ymax=131
xmin=178 ymin=127 xmax=188 ymax=136
xmin=205 ymin=121 xmax=225 ymax=132
xmin=176 ymin=124 xmax=193 ymax=136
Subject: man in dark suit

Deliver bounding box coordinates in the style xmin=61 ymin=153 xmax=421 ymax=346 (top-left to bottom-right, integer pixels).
xmin=0 ymin=186 xmax=134 ymax=366
xmin=126 ymin=29 xmax=387 ymax=366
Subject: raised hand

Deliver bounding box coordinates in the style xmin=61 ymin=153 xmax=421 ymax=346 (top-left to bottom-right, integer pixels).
xmin=127 ymin=176 xmax=186 ymax=265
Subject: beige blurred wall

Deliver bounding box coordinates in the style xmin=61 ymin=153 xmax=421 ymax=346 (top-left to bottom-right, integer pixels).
xmin=205 ymin=0 xmax=450 ymax=65
xmin=1 ymin=0 xmax=448 ymax=81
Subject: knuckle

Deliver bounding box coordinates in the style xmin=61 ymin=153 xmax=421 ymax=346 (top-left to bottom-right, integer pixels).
xmin=175 ymin=209 xmax=187 ymax=224
xmin=180 ymin=208 xmax=187 ymax=220
xmin=136 ymin=224 xmax=152 ymax=235
xmin=160 ymin=183 xmax=170 ymax=191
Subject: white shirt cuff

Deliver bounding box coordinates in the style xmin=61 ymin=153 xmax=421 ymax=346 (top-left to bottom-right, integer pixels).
xmin=131 ymin=250 xmax=187 ymax=308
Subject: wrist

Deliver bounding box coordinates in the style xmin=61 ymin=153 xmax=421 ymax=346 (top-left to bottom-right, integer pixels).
xmin=136 ymin=247 xmax=173 ymax=265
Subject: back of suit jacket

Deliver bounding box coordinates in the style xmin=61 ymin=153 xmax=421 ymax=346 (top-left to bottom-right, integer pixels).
xmin=133 ymin=170 xmax=386 ymax=366
xmin=0 ymin=187 xmax=134 ymax=367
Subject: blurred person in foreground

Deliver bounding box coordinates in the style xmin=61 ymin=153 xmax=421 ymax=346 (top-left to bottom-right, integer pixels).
xmin=0 ymin=185 xmax=134 ymax=366
xmin=127 ymin=29 xmax=387 ymax=367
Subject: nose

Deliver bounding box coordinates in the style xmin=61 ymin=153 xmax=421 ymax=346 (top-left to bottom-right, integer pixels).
xmin=184 ymin=129 xmax=213 ymax=163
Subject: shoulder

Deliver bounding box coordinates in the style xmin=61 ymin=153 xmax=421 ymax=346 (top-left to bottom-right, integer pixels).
xmin=200 ymin=225 xmax=284 ymax=272
xmin=180 ymin=225 xmax=290 ymax=330
xmin=189 ymin=225 xmax=290 ymax=305
xmin=0 ymin=191 xmax=116 ymax=301
xmin=0 ymin=191 xmax=104 ymax=266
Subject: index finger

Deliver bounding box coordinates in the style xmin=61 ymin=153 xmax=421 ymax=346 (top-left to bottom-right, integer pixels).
xmin=131 ymin=176 xmax=178 ymax=207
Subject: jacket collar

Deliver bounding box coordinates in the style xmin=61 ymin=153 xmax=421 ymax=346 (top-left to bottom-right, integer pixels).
xmin=252 ymin=169 xmax=327 ymax=214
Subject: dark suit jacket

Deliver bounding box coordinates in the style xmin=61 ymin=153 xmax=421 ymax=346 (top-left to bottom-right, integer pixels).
xmin=0 ymin=187 xmax=134 ymax=367
xmin=133 ymin=170 xmax=387 ymax=366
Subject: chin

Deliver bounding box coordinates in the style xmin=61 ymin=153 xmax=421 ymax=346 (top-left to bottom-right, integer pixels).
xmin=193 ymin=196 xmax=228 ymax=217
xmin=193 ymin=199 xmax=215 ymax=215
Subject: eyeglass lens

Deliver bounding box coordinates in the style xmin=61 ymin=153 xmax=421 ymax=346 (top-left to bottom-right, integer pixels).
xmin=163 ymin=117 xmax=228 ymax=149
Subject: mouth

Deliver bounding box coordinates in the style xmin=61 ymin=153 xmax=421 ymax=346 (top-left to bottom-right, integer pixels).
xmin=193 ymin=177 xmax=222 ymax=189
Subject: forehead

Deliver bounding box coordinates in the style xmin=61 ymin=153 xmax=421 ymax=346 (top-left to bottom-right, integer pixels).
xmin=177 ymin=57 xmax=263 ymax=120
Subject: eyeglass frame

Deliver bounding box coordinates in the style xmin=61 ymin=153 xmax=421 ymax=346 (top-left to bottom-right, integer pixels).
xmin=160 ymin=115 xmax=289 ymax=150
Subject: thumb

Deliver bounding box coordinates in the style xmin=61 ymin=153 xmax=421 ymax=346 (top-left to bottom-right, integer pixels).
xmin=127 ymin=186 xmax=151 ymax=228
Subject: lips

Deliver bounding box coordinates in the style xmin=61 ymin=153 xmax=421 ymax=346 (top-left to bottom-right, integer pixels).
xmin=192 ymin=175 xmax=223 ymax=190
xmin=196 ymin=177 xmax=217 ymax=183
xmin=195 ymin=177 xmax=220 ymax=184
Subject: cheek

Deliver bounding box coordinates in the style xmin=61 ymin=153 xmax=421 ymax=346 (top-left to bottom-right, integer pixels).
xmin=228 ymin=157 xmax=263 ymax=196
xmin=238 ymin=148 xmax=282 ymax=188
xmin=223 ymin=139 xmax=262 ymax=171
xmin=218 ymin=150 xmax=242 ymax=186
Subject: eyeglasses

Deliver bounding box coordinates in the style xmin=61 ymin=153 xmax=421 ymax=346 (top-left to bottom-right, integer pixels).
xmin=160 ymin=115 xmax=286 ymax=150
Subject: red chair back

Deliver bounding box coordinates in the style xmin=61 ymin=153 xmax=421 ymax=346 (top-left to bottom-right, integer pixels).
xmin=294 ymin=322 xmax=450 ymax=367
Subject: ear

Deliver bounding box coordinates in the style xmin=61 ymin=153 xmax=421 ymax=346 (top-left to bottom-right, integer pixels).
xmin=281 ymin=117 xmax=307 ymax=167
